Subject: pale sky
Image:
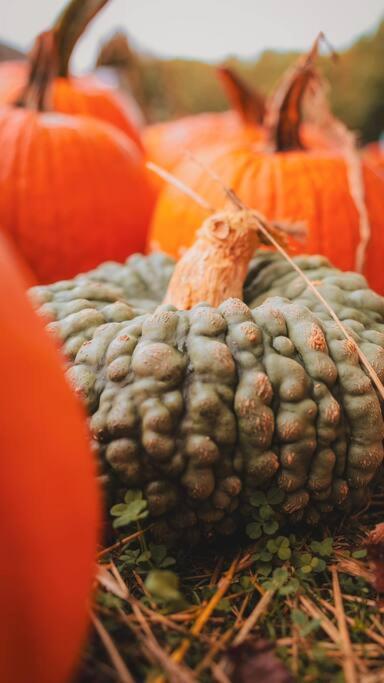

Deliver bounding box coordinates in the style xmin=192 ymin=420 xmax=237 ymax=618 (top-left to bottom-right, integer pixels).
xmin=2 ymin=0 xmax=383 ymax=72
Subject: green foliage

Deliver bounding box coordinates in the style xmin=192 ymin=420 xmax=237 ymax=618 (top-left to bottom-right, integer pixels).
xmin=291 ymin=609 xmax=321 ymax=637
xmin=145 ymin=569 xmax=187 ymax=610
xmin=98 ymin=21 xmax=384 ymax=142
xmin=110 ymin=489 xmax=149 ymax=529
xmin=88 ymin=500 xmax=381 ymax=683
xmin=246 ymin=489 xmax=283 ymax=540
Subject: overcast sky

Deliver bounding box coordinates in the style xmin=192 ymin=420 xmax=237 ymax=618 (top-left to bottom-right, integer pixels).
xmin=2 ymin=0 xmax=383 ymax=72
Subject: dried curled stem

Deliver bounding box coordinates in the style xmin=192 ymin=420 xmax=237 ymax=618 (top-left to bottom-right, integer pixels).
xmin=163 ymin=210 xmax=287 ymax=310
xmin=54 ymin=0 xmax=110 ymax=77
xmin=216 ymin=66 xmax=265 ymax=125
xmin=266 ymin=32 xmax=337 ymax=151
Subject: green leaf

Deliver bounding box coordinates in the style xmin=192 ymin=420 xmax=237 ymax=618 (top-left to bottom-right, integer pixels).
xmin=272 ymin=568 xmax=289 ymax=586
xmin=240 ymin=576 xmax=253 ymax=590
xmin=217 ymin=598 xmax=232 ymax=613
xmin=291 ymin=609 xmax=307 ymax=626
xmin=292 ymin=609 xmax=320 ymax=636
xmin=249 ymin=491 xmax=267 ymax=507
xmin=110 ymin=503 xmax=128 ymax=517
xmin=161 ymin=557 xmax=176 ymax=568
xmin=126 ymin=499 xmax=148 ymax=519
xmin=120 ymin=549 xmax=140 ymax=565
xmin=299 ymin=553 xmax=313 ymax=566
xmin=278 ymin=546 xmax=292 ymax=561
xmin=259 ymin=504 xmax=274 ymax=520
xmin=267 ymin=488 xmax=285 ymax=505
xmin=279 ymin=536 xmax=290 ymax=548
xmin=124 ymin=489 xmax=144 ymax=504
xmin=149 ymin=544 xmax=167 ymax=565
xmin=246 ymin=522 xmax=263 ymax=539
xmin=301 ymin=565 xmax=313 ymax=574
xmin=145 ymin=570 xmax=185 ymax=606
xmin=313 ymin=558 xmax=327 ymax=572
xmin=352 ymin=549 xmax=367 ymax=559
xmin=137 ymin=550 xmax=152 ymax=563
xmin=113 ymin=505 xmax=148 ymax=529
xmin=263 ymin=520 xmax=279 ymax=535
xmin=267 ymin=539 xmax=277 ymax=554
xmin=310 ymin=537 xmax=333 ymax=557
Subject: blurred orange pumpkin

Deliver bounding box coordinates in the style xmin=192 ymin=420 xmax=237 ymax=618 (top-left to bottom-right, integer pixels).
xmin=149 ymin=62 xmax=384 ymax=294
xmin=363 ymin=141 xmax=384 ymax=176
xmin=143 ymin=66 xmax=265 ymax=177
xmin=0 ymin=233 xmax=99 ymax=683
xmin=0 ymin=33 xmax=156 ymax=284
xmin=0 ymin=0 xmax=143 ymax=149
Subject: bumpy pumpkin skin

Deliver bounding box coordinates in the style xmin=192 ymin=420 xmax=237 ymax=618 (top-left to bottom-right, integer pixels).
xmin=0 ymin=60 xmax=143 ymax=149
xmin=148 ymin=143 xmax=384 ymax=294
xmin=31 ymin=251 xmax=384 ymax=544
xmin=0 ymin=235 xmax=99 ymax=683
xmin=0 ymin=108 xmax=156 ymax=283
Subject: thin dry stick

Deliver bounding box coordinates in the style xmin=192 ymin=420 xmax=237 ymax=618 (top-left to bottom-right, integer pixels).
xmin=97 ymin=526 xmax=151 ymax=558
xmin=154 ymin=556 xmax=240 ymax=683
xmin=195 ymin=593 xmax=251 ymax=676
xmin=91 ymin=612 xmax=136 ymax=683
xmin=163 ymin=151 xmax=384 ymax=399
xmin=211 ymin=661 xmax=232 ymax=683
xmin=331 ymin=566 xmax=359 ymax=683
xmin=299 ymin=595 xmax=341 ymax=643
xmin=233 ymin=588 xmax=275 ymax=645
xmin=319 ymin=597 xmax=384 ymax=650
xmin=251 ymin=214 xmax=384 ymax=401
xmin=290 ymin=597 xmax=300 ymax=677
xmin=306 ymin=80 xmax=372 ymax=273
xmin=97 ymin=564 xmax=129 ymax=600
xmin=147 ymin=161 xmax=214 ymax=211
xmin=128 ymin=601 xmax=196 ymax=683
xmin=346 ymin=144 xmax=371 ymax=274
xmin=190 ymin=157 xmax=384 ymax=400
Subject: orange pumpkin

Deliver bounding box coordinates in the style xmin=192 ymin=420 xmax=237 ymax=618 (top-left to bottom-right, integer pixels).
xmin=363 ymin=141 xmax=384 ymax=176
xmin=149 ymin=63 xmax=384 ymax=294
xmin=0 ymin=0 xmax=143 ymax=149
xmin=0 ymin=233 xmax=99 ymax=683
xmin=0 ymin=33 xmax=156 ymax=284
xmin=143 ymin=66 xmax=265 ymax=176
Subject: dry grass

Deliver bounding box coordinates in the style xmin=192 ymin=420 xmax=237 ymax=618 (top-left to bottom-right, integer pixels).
xmin=74 ymin=489 xmax=384 ymax=683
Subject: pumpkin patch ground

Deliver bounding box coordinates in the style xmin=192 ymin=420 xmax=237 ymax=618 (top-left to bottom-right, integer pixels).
xmin=1 ymin=1 xmax=384 ymax=681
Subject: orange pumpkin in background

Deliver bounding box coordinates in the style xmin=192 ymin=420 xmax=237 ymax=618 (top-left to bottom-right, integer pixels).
xmin=0 ymin=233 xmax=99 ymax=683
xmin=143 ymin=66 xmax=266 ymax=176
xmin=363 ymin=140 xmax=384 ymax=176
xmin=149 ymin=61 xmax=384 ymax=294
xmin=0 ymin=33 xmax=156 ymax=284
xmin=144 ymin=37 xmax=334 ymax=180
xmin=0 ymin=0 xmax=143 ymax=149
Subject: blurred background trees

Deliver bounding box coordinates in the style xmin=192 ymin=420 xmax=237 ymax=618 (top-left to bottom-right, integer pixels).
xmin=1 ymin=18 xmax=382 ymax=143
xmin=96 ymin=18 xmax=384 ymax=143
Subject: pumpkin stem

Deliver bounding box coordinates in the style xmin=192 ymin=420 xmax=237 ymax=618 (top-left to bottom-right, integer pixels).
xmin=274 ymin=65 xmax=317 ymax=151
xmin=54 ymin=0 xmax=110 ymax=77
xmin=216 ymin=66 xmax=265 ymax=125
xmin=163 ymin=209 xmax=291 ymax=310
xmin=16 ymin=31 xmax=57 ymax=112
xmin=268 ymin=33 xmax=335 ymax=152
xmin=163 ymin=211 xmax=261 ymax=309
